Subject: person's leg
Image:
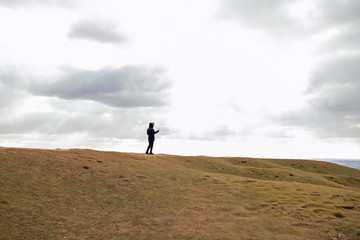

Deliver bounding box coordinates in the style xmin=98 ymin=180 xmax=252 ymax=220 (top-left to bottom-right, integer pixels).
xmin=146 ymin=139 xmax=151 ymax=154
xmin=149 ymin=140 xmax=154 ymax=154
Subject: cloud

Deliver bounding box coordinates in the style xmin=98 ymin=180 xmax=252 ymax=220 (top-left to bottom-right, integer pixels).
xmin=30 ymin=65 xmax=172 ymax=108
xmin=219 ymin=0 xmax=300 ymax=34
xmin=0 ymin=64 xmax=28 ymax=88
xmin=0 ymin=102 xmax=152 ymax=140
xmin=280 ymin=54 xmax=360 ymax=139
xmin=275 ymin=0 xmax=360 ymax=141
xmin=219 ymin=0 xmax=360 ymax=37
xmin=0 ymin=65 xmax=28 ymax=109
xmin=315 ymin=0 xmax=360 ymax=27
xmin=0 ymin=84 xmax=26 ymax=110
xmin=318 ymin=23 xmax=360 ymax=54
xmin=219 ymin=0 xmax=360 ymax=142
xmin=315 ymin=1 xmax=360 ymax=54
xmin=0 ymin=0 xmax=72 ymax=8
xmin=0 ymin=63 xmax=171 ymax=149
xmin=68 ymin=19 xmax=127 ymax=45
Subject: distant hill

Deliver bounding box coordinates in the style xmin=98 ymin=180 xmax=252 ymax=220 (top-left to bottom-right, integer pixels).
xmin=1 ymin=147 xmax=360 ymax=240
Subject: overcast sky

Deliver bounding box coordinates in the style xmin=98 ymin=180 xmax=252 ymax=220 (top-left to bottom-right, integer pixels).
xmin=0 ymin=0 xmax=359 ymax=159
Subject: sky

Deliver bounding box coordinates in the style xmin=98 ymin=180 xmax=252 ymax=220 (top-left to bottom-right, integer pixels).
xmin=0 ymin=0 xmax=359 ymax=159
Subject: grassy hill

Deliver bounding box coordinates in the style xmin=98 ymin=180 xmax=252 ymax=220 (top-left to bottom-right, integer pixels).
xmin=1 ymin=147 xmax=360 ymax=240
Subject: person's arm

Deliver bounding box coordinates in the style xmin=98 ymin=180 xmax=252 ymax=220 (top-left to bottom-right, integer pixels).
xmin=155 ymin=129 xmax=160 ymax=134
xmin=150 ymin=129 xmax=159 ymax=135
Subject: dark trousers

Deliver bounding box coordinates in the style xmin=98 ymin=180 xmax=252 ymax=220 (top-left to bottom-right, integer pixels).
xmin=146 ymin=139 xmax=154 ymax=154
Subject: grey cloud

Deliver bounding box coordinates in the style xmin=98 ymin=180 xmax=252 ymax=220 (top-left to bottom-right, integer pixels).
xmin=30 ymin=65 xmax=172 ymax=108
xmin=0 ymin=84 xmax=26 ymax=110
xmin=280 ymin=54 xmax=360 ymax=139
xmin=316 ymin=0 xmax=360 ymax=27
xmin=68 ymin=19 xmax=127 ymax=45
xmin=0 ymin=112 xmax=57 ymax=134
xmin=315 ymin=1 xmax=360 ymax=54
xmin=0 ymin=105 xmax=151 ymax=140
xmin=307 ymin=55 xmax=360 ymax=101
xmin=0 ymin=0 xmax=72 ymax=8
xmin=219 ymin=0 xmax=360 ymax=37
xmin=0 ymin=63 xmax=171 ymax=146
xmin=0 ymin=97 xmax=165 ymax=141
xmin=220 ymin=0 xmax=360 ymax=141
xmin=219 ymin=0 xmax=306 ymax=35
xmin=0 ymin=64 xmax=28 ymax=88
xmin=0 ymin=65 xmax=28 ymax=109
xmin=51 ymin=107 xmax=144 ymax=139
xmin=318 ymin=23 xmax=360 ymax=54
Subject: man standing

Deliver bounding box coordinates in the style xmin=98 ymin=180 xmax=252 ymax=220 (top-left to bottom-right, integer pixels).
xmin=146 ymin=122 xmax=159 ymax=155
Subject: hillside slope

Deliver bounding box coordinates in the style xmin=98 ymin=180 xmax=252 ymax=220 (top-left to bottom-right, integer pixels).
xmin=1 ymin=147 xmax=360 ymax=239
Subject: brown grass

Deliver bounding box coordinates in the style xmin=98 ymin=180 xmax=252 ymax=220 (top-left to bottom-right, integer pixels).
xmin=1 ymin=147 xmax=360 ymax=239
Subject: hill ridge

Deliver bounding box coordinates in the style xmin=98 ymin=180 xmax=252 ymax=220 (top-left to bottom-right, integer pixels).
xmin=1 ymin=147 xmax=360 ymax=239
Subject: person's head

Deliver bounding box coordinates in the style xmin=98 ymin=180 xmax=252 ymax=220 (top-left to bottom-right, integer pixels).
xmin=149 ymin=122 xmax=154 ymax=128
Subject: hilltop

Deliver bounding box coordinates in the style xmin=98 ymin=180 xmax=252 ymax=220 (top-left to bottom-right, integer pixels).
xmin=1 ymin=147 xmax=360 ymax=239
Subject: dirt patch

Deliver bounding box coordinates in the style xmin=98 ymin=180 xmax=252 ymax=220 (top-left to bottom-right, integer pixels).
xmin=0 ymin=200 xmax=10 ymax=205
xmin=334 ymin=213 xmax=345 ymax=218
xmin=313 ymin=209 xmax=323 ymax=213
xmin=338 ymin=206 xmax=354 ymax=210
xmin=242 ymin=180 xmax=256 ymax=183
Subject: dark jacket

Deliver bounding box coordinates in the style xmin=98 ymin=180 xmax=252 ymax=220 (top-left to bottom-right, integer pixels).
xmin=147 ymin=123 xmax=159 ymax=141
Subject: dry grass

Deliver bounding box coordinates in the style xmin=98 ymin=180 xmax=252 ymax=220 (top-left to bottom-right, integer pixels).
xmin=1 ymin=147 xmax=360 ymax=239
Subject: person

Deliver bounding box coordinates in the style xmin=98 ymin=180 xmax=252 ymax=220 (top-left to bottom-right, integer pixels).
xmin=146 ymin=122 xmax=159 ymax=155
